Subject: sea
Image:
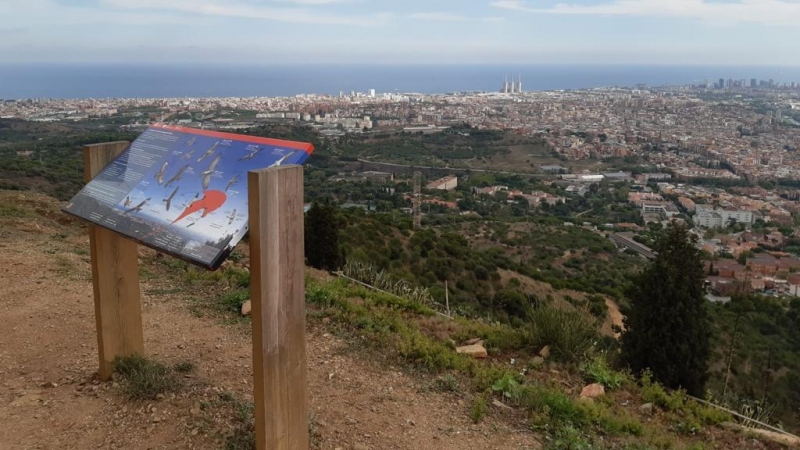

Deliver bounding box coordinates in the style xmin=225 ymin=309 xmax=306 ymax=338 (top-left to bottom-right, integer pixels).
xmin=1 ymin=64 xmax=800 ymax=100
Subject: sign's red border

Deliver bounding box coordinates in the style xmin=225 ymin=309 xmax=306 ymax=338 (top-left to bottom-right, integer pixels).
xmin=151 ymin=123 xmax=314 ymax=154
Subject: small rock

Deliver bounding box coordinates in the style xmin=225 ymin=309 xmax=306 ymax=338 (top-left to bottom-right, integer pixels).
xmin=580 ymin=383 xmax=605 ymax=399
xmin=492 ymin=399 xmax=513 ymax=410
xmin=539 ymin=345 xmax=551 ymax=359
xmin=241 ymin=300 xmax=252 ymax=316
xmin=10 ymin=392 xmax=42 ymax=407
xmin=530 ymin=356 xmax=545 ymax=367
xmin=152 ymin=416 xmax=161 ymax=423
xmin=190 ymin=405 xmax=201 ymax=416
xmin=190 ymin=428 xmax=199 ymax=436
xmin=464 ymin=338 xmax=482 ymax=345
xmin=352 ymin=444 xmax=370 ymax=450
xmin=455 ymin=343 xmax=488 ymax=359
xmin=639 ymin=403 xmax=654 ymax=416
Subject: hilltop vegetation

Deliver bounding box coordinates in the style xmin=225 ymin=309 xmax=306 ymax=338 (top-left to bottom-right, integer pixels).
xmin=0 ymin=119 xmax=137 ymax=199
xmin=707 ymin=295 xmax=800 ymax=430
xmin=334 ymin=208 xmax=634 ymax=320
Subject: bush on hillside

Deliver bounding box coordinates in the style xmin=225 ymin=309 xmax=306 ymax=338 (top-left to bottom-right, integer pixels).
xmin=528 ymin=305 xmax=598 ymax=363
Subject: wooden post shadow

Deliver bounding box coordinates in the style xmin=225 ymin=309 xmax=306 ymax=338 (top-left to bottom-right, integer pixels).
xmin=248 ymin=165 xmax=308 ymax=450
xmin=83 ymin=142 xmax=144 ymax=380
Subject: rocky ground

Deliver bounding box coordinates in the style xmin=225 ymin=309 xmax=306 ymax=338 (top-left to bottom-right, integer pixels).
xmin=0 ymin=191 xmax=540 ymax=449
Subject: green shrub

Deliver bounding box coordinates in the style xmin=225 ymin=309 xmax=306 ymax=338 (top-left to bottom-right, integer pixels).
xmin=523 ymin=385 xmax=587 ymax=428
xmin=522 ymin=383 xmax=644 ymax=438
xmin=639 ymin=370 xmax=731 ymax=431
xmin=528 ymin=306 xmax=598 ymax=363
xmin=395 ymin=330 xmax=470 ymax=372
xmin=0 ymin=204 xmax=33 ymax=218
xmin=581 ymin=356 xmax=626 ymax=389
xmin=691 ymin=403 xmax=731 ymax=425
xmin=223 ymin=266 xmax=251 ymax=288
xmin=492 ymin=373 xmax=524 ymax=405
xmin=640 ymin=370 xmax=687 ymax=411
xmin=114 ymin=355 xmax=182 ymax=401
xmin=173 ymin=362 xmax=195 ymax=373
xmin=451 ymin=318 xmax=529 ymax=353
xmin=470 ymin=396 xmax=489 ymax=423
xmin=600 ymin=411 xmax=644 ymax=436
xmin=471 ymin=365 xmax=517 ymax=392
xmin=433 ymin=374 xmax=459 ymax=392
xmin=220 ymin=290 xmax=250 ymax=313
xmin=674 ymin=419 xmax=701 ymax=436
xmin=306 ymin=283 xmax=338 ymax=307
xmin=645 ymin=431 xmax=677 ymax=449
xmin=544 ymin=426 xmax=593 ymax=450
xmin=225 ymin=398 xmax=255 ymax=450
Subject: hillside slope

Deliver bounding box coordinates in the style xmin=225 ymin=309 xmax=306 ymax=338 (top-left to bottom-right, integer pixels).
xmin=0 ymin=191 xmax=537 ymax=450
xmin=0 ymin=190 xmax=796 ymax=450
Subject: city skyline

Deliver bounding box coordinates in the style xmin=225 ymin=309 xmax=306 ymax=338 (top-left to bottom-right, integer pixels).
xmin=1 ymin=0 xmax=799 ymax=66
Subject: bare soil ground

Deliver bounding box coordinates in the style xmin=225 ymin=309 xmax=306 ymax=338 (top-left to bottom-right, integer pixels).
xmin=0 ymin=192 xmax=540 ymax=450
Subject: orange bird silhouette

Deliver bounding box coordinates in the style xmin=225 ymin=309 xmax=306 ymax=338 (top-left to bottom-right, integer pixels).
xmin=171 ymin=190 xmax=227 ymax=224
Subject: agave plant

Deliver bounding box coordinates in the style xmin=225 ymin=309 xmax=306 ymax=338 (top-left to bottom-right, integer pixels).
xmin=341 ymin=260 xmax=435 ymax=306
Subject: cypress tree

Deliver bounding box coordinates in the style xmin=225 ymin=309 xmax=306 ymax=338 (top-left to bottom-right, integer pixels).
xmin=621 ymin=222 xmax=710 ymax=396
xmin=304 ymin=201 xmax=341 ymax=271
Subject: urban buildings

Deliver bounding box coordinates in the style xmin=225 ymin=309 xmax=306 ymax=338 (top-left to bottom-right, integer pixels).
xmin=695 ymin=205 xmax=754 ymax=228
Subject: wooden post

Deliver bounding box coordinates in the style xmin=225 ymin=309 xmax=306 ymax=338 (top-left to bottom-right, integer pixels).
xmin=83 ymin=142 xmax=144 ymax=380
xmin=248 ymin=165 xmax=308 ymax=450
xmin=445 ymin=280 xmax=450 ymax=316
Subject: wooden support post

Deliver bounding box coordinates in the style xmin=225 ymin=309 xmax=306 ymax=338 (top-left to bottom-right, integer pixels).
xmin=83 ymin=142 xmax=144 ymax=381
xmin=249 ymin=165 xmax=308 ymax=450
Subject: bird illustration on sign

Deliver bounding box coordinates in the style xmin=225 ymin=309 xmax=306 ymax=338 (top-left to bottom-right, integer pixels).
xmin=154 ymin=161 xmax=168 ymax=185
xmin=124 ymin=198 xmax=150 ymax=214
xmin=171 ymin=190 xmax=227 ymax=224
xmin=163 ymin=186 xmax=179 ymax=211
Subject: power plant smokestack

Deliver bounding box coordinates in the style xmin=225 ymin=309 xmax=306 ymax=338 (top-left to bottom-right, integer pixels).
xmin=501 ymin=72 xmax=523 ymax=94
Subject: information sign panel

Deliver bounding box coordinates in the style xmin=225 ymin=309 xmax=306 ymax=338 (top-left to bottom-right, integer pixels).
xmin=63 ymin=124 xmax=314 ymax=269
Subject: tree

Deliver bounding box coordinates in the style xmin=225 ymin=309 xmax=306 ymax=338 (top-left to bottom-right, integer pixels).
xmin=621 ymin=223 xmax=710 ymax=396
xmin=304 ymin=202 xmax=342 ymax=271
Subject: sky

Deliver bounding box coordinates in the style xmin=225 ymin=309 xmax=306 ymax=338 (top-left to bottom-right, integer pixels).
xmin=0 ymin=0 xmax=799 ymax=65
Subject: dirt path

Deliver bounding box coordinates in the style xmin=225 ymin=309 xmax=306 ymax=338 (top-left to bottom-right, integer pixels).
xmin=0 ymin=197 xmax=540 ymax=450
xmin=600 ymin=298 xmax=625 ymax=338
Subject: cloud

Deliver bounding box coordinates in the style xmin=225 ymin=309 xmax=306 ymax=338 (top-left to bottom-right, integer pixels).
xmin=489 ymin=0 xmax=532 ymax=11
xmin=408 ymin=12 xmax=504 ymax=22
xmin=0 ymin=0 xmax=199 ymax=26
xmin=490 ymin=0 xmax=800 ymax=26
xmin=274 ymin=0 xmax=353 ymax=4
xmin=101 ymin=0 xmax=391 ymax=26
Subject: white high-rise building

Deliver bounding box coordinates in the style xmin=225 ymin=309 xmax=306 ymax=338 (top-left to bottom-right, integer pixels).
xmin=518 ymin=73 xmax=523 ymax=93
xmin=369 ymin=89 xmax=376 ymax=98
